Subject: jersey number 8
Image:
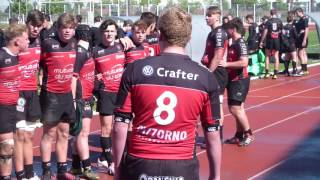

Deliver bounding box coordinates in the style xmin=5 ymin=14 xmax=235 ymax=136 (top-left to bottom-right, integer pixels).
xmin=153 ymin=91 xmax=177 ymax=126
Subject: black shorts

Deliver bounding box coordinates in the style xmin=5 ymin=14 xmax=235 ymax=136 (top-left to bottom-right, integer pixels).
xmin=282 ymin=45 xmax=296 ymax=53
xmin=120 ymin=154 xmax=199 ymax=180
xmin=79 ymin=97 xmax=95 ymax=119
xmin=227 ymin=77 xmax=250 ymax=105
xmin=40 ymin=90 xmax=75 ymax=125
xmin=213 ymin=66 xmax=228 ymax=95
xmin=16 ymin=90 xmax=41 ymax=122
xmin=296 ymin=34 xmax=308 ymax=48
xmin=265 ymin=38 xmax=280 ymax=51
xmin=97 ymin=91 xmax=117 ymax=116
xmin=0 ymin=105 xmax=17 ymax=134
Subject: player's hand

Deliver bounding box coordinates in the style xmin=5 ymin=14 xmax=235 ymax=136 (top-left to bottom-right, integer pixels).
xmin=302 ymin=40 xmax=306 ymax=47
xmin=259 ymin=42 xmax=264 ymax=49
xmin=119 ymin=37 xmax=135 ymax=51
xmin=219 ymin=61 xmax=227 ymax=67
xmin=96 ymin=73 xmax=102 ymax=81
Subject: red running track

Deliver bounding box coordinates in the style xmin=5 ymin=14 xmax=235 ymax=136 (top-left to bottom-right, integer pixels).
xmin=30 ymin=65 xmax=320 ymax=180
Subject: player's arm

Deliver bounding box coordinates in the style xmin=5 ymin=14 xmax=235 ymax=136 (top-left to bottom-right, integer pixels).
xmin=209 ymin=31 xmax=228 ymax=71
xmin=201 ymin=76 xmax=221 ymax=180
xmin=72 ymin=48 xmax=87 ymax=101
xmin=259 ymin=28 xmax=268 ymax=48
xmin=303 ymin=18 xmax=309 ymax=46
xmin=112 ymin=64 xmax=134 ymax=180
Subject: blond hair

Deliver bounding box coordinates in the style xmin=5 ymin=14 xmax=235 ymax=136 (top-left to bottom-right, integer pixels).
xmin=157 ymin=7 xmax=191 ymax=47
xmin=57 ymin=13 xmax=76 ymax=28
xmin=4 ymin=24 xmax=27 ymax=42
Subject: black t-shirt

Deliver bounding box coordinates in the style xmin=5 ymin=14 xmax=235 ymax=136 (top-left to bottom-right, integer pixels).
xmin=40 ymin=27 xmax=56 ymax=43
xmin=247 ymin=22 xmax=260 ymax=41
xmin=265 ymin=18 xmax=283 ymax=39
xmin=295 ymin=16 xmax=309 ymax=35
xmin=282 ymin=24 xmax=298 ymax=45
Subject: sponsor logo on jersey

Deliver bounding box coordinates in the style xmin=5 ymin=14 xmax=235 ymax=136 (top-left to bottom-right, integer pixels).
xmin=54 ymin=64 xmax=74 ymax=83
xmin=19 ymin=60 xmax=39 ymax=78
xmin=103 ymin=64 xmax=124 ymax=81
xmin=35 ymin=49 xmax=41 ymax=54
xmin=69 ymin=54 xmax=76 ymax=58
xmin=142 ymin=65 xmax=154 ymax=76
xmin=97 ymin=49 xmax=104 ymax=55
xmin=5 ymin=58 xmax=12 ymax=64
xmin=52 ymin=44 xmax=59 ymax=49
xmin=139 ymin=174 xmax=184 ymax=180
xmin=156 ymin=67 xmax=199 ymax=81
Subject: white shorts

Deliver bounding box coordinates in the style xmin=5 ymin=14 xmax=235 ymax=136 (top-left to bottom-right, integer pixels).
xmin=16 ymin=120 xmax=43 ymax=131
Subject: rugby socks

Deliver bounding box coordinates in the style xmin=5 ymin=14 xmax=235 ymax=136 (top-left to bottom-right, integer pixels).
xmin=42 ymin=161 xmax=51 ymax=175
xmin=284 ymin=61 xmax=289 ymax=72
xmin=100 ymin=137 xmax=112 ymax=162
xmin=265 ymin=69 xmax=269 ymax=74
xmin=301 ymin=64 xmax=308 ymax=71
xmin=292 ymin=61 xmax=297 ymax=73
xmin=235 ymin=131 xmax=244 ymax=139
xmin=82 ymin=158 xmax=92 ymax=171
xmin=244 ymin=129 xmax=253 ymax=136
xmin=273 ymin=70 xmax=278 ymax=75
xmin=24 ymin=164 xmax=35 ymax=179
xmin=57 ymin=162 xmax=68 ymax=174
xmin=15 ymin=170 xmax=25 ymax=180
xmin=72 ymin=154 xmax=81 ymax=170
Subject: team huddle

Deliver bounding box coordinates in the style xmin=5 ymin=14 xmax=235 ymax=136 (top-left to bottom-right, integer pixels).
xmin=0 ymin=5 xmax=310 ymax=180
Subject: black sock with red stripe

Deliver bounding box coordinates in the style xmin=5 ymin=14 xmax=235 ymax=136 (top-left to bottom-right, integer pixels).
xmin=24 ymin=164 xmax=35 ymax=178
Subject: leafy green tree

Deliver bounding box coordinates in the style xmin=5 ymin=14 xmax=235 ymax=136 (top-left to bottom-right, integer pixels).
xmin=10 ymin=0 xmax=33 ymax=17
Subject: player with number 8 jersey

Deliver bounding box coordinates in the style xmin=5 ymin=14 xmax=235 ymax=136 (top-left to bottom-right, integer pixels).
xmin=113 ymin=7 xmax=222 ymax=180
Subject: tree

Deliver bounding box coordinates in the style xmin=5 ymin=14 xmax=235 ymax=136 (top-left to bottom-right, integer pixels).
xmin=10 ymin=0 xmax=33 ymax=17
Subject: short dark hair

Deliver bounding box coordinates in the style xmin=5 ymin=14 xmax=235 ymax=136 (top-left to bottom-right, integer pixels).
xmin=75 ymin=24 xmax=91 ymax=42
xmin=295 ymin=7 xmax=304 ymax=13
xmin=123 ymin=19 xmax=133 ymax=27
xmin=9 ymin=17 xmax=19 ymax=25
xmin=270 ymin=9 xmax=277 ymax=16
xmin=225 ymin=17 xmax=244 ymax=34
xmin=261 ymin=15 xmax=269 ymax=21
xmin=26 ymin=9 xmax=44 ymax=27
xmin=76 ymin=15 xmax=82 ymax=23
xmin=140 ymin=12 xmax=157 ymax=27
xmin=206 ymin=6 xmax=221 ymax=16
xmin=246 ymin=14 xmax=254 ymax=20
xmin=94 ymin=16 xmax=103 ymax=23
xmin=100 ymin=19 xmax=118 ymax=31
xmin=44 ymin=14 xmax=51 ymax=21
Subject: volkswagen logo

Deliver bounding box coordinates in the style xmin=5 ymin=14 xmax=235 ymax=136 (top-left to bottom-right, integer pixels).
xmin=142 ymin=65 xmax=154 ymax=76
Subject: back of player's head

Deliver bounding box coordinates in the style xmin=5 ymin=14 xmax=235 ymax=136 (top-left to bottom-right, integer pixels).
xmin=270 ymin=9 xmax=277 ymax=16
xmin=140 ymin=12 xmax=157 ymax=27
xmin=75 ymin=24 xmax=91 ymax=42
xmin=57 ymin=13 xmax=76 ymax=28
xmin=4 ymin=24 xmax=27 ymax=42
xmin=44 ymin=14 xmax=51 ymax=22
xmin=26 ymin=9 xmax=44 ymax=27
xmin=9 ymin=17 xmax=19 ymax=25
xmin=123 ymin=19 xmax=133 ymax=27
xmin=206 ymin=6 xmax=221 ymax=16
xmin=76 ymin=15 xmax=82 ymax=24
xmin=94 ymin=16 xmax=103 ymax=23
xmin=100 ymin=19 xmax=118 ymax=31
xmin=261 ymin=15 xmax=269 ymax=21
xmin=132 ymin=20 xmax=148 ymax=32
xmin=225 ymin=17 xmax=244 ymax=34
xmin=158 ymin=7 xmax=191 ymax=47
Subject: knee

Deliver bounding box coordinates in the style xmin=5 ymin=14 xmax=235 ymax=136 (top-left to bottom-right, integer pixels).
xmin=79 ymin=127 xmax=90 ymax=138
xmin=0 ymin=139 xmax=14 ymax=164
xmin=57 ymin=128 xmax=69 ymax=140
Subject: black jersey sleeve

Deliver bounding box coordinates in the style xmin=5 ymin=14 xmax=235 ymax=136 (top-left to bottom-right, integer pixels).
xmin=214 ymin=29 xmax=228 ymax=48
xmin=73 ymin=47 xmax=88 ymax=77
xmin=237 ymin=39 xmax=248 ymax=57
xmin=303 ymin=17 xmax=309 ymax=28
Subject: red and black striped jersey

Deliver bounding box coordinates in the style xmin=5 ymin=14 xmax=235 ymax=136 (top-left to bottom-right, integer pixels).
xmin=115 ymin=53 xmax=220 ymax=160
xmin=92 ymin=43 xmax=125 ymax=93
xmin=0 ymin=48 xmax=20 ymax=105
xmin=74 ymin=43 xmax=95 ymax=100
xmin=202 ymin=26 xmax=228 ymax=67
xmin=125 ymin=43 xmax=150 ymax=65
xmin=40 ymin=36 xmax=77 ymax=93
xmin=18 ymin=37 xmax=41 ymax=91
xmin=146 ymin=32 xmax=161 ymax=56
xmin=227 ymin=38 xmax=249 ymax=81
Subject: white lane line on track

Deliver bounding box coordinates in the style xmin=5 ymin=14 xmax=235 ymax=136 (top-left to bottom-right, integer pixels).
xmin=247 ymin=159 xmax=287 ymax=180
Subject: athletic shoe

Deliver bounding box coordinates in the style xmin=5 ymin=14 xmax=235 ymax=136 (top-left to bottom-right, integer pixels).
xmin=97 ymin=158 xmax=109 ymax=168
xmin=56 ymin=172 xmax=79 ymax=180
xmin=263 ymin=73 xmax=270 ymax=79
xmin=272 ymin=74 xmax=278 ymax=79
xmin=238 ymin=135 xmax=254 ymax=147
xmin=291 ymin=72 xmax=302 ymax=77
xmin=302 ymin=70 xmax=309 ymax=76
xmin=278 ymin=70 xmax=287 ymax=75
xmin=107 ymin=163 xmax=115 ymax=176
xmin=70 ymin=168 xmax=82 ymax=176
xmin=83 ymin=168 xmax=99 ymax=180
xmin=224 ymin=136 xmax=242 ymax=144
xmin=27 ymin=175 xmax=41 ymax=180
